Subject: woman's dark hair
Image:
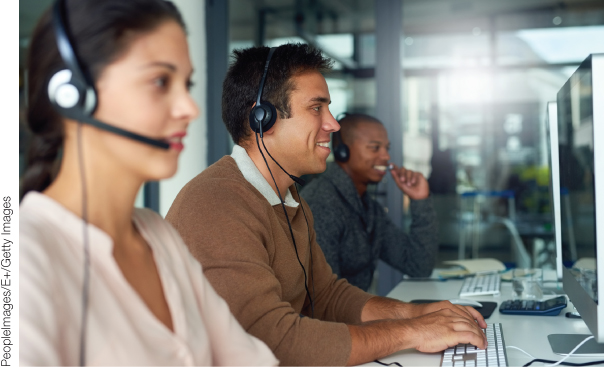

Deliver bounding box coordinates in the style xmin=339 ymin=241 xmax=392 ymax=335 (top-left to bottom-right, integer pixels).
xmin=21 ymin=0 xmax=185 ymax=199
xmin=222 ymin=43 xmax=333 ymax=146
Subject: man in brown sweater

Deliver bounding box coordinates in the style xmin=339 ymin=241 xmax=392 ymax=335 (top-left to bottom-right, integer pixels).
xmin=166 ymin=43 xmax=487 ymax=366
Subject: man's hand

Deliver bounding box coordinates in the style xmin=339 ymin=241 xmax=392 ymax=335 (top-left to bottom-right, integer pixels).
xmin=348 ymin=299 xmax=488 ymax=365
xmin=406 ymin=300 xmax=487 ymax=329
xmin=389 ymin=164 xmax=430 ymax=200
xmin=361 ymin=297 xmax=486 ymax=329
xmin=400 ymin=308 xmax=488 ymax=353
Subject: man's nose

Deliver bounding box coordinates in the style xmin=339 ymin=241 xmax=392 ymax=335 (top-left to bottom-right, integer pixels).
xmin=324 ymin=112 xmax=340 ymax=133
xmin=382 ymin=148 xmax=391 ymax=161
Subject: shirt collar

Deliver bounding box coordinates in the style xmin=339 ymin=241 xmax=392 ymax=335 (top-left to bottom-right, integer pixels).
xmin=231 ymin=145 xmax=299 ymax=208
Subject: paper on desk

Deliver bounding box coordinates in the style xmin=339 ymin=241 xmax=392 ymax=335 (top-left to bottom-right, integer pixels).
xmin=574 ymin=257 xmax=596 ymax=270
xmin=439 ymin=258 xmax=506 ymax=278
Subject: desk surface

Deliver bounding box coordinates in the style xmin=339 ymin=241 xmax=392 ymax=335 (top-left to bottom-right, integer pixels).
xmin=366 ymin=271 xmax=595 ymax=366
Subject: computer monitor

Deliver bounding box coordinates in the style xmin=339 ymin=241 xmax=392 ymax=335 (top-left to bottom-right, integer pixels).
xmin=545 ymin=101 xmax=563 ymax=282
xmin=549 ymin=53 xmax=604 ymax=354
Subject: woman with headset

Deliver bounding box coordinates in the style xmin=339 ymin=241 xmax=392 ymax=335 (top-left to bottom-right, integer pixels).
xmin=20 ymin=0 xmax=277 ymax=365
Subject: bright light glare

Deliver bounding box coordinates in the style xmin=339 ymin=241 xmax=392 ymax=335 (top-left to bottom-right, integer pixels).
xmin=516 ymin=26 xmax=604 ymax=63
xmin=316 ymin=34 xmax=354 ymax=59
xmin=267 ymin=37 xmax=306 ymax=48
xmin=448 ymin=72 xmax=491 ymax=103
xmin=325 ymin=78 xmax=349 ymax=120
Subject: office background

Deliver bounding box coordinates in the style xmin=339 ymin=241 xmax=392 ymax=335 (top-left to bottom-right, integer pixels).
xmin=18 ymin=0 xmax=604 ymax=295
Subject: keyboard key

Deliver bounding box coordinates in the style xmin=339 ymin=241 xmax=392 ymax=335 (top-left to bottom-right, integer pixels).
xmin=459 ymin=274 xmax=501 ymax=297
xmin=441 ymin=323 xmax=508 ymax=366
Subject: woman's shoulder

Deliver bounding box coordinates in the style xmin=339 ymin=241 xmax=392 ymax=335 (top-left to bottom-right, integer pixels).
xmin=132 ymin=207 xmax=206 ymax=279
xmin=20 ymin=192 xmax=66 ymax=244
xmin=20 ymin=193 xmax=70 ymax=291
xmin=133 ymin=207 xmax=190 ymax=254
xmin=133 ymin=207 xmax=177 ymax=240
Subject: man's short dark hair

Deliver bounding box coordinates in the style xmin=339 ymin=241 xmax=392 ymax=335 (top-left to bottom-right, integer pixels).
xmin=222 ymin=43 xmax=333 ymax=145
xmin=337 ymin=113 xmax=383 ymax=145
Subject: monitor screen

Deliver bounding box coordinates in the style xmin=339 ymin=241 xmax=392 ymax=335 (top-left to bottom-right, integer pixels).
xmin=557 ymin=53 xmax=604 ymax=342
xmin=559 ymin=60 xmax=596 ymax=298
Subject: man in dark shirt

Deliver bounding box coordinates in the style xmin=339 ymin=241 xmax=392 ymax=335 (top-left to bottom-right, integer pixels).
xmin=301 ymin=113 xmax=438 ymax=291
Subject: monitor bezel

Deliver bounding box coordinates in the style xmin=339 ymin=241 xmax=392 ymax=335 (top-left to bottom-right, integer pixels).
xmin=559 ymin=53 xmax=604 ymax=342
xmin=546 ymin=101 xmax=562 ymax=281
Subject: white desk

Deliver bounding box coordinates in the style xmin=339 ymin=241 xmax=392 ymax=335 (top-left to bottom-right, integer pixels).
xmin=366 ymin=272 xmax=596 ymax=366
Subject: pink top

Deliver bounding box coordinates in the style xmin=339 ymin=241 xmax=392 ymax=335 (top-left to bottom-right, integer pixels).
xmin=20 ymin=192 xmax=278 ymax=366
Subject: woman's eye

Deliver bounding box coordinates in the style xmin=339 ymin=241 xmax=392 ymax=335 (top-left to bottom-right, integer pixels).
xmin=186 ymin=79 xmax=195 ymax=91
xmin=154 ymin=76 xmax=168 ymax=89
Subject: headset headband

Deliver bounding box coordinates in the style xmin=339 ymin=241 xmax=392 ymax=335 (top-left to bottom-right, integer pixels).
xmin=52 ymin=0 xmax=96 ymax=102
xmin=256 ymin=47 xmax=276 ymax=106
xmin=49 ymin=0 xmax=170 ymax=150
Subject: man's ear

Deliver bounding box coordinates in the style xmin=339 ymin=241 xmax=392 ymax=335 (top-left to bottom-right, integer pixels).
xmin=262 ymin=117 xmax=278 ymax=135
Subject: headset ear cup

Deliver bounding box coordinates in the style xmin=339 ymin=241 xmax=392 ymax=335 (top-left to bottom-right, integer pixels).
xmin=261 ymin=101 xmax=277 ymax=132
xmin=249 ymin=101 xmax=277 ymax=134
xmin=48 ymin=69 xmax=82 ymax=109
xmin=47 ymin=68 xmax=98 ymax=119
xmin=334 ymin=143 xmax=350 ymax=162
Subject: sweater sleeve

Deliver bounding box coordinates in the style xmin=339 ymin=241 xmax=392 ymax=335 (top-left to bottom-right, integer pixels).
xmin=166 ymin=178 xmax=371 ymax=366
xmin=300 ymin=198 xmax=373 ymax=325
xmin=377 ymin=196 xmax=438 ymax=277
xmin=184 ymin=248 xmax=279 ymax=366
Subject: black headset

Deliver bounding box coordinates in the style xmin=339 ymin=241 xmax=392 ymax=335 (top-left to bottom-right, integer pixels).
xmin=48 ymin=0 xmax=170 ymax=150
xmin=251 ymin=47 xmax=315 ymax=316
xmin=250 ymin=47 xmax=306 ymax=186
xmin=332 ymin=113 xmax=350 ymax=162
xmin=249 ymin=47 xmax=278 ymax=138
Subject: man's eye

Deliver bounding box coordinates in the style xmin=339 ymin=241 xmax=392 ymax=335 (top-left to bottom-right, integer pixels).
xmin=313 ymin=106 xmax=320 ymax=112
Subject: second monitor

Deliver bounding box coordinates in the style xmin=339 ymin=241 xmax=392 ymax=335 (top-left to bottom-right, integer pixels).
xmin=549 ymin=53 xmax=604 ymax=355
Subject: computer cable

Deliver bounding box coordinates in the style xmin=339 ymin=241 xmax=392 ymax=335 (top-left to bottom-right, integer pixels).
xmin=260 ymin=137 xmax=306 ymax=186
xmin=541 ymin=336 xmax=594 ymax=367
xmin=398 ymin=272 xmax=499 ymax=282
xmin=507 ymin=345 xmax=537 ymax=360
xmin=255 ymin=132 xmax=315 ymax=317
xmin=507 ymin=335 xmax=604 ymax=367
xmin=397 ymin=277 xmax=448 ymax=282
xmin=525 ymin=359 xmax=604 ymax=367
xmin=293 ymin=184 xmax=316 ymax=315
xmin=77 ymin=122 xmax=91 ymax=366
xmin=374 ymin=359 xmax=402 ymax=367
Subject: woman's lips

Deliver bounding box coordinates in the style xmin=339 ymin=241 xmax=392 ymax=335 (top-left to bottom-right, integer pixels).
xmin=168 ymin=132 xmax=186 ymax=152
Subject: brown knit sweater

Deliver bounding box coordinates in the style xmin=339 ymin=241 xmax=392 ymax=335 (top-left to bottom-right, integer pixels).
xmin=166 ymin=156 xmax=373 ymax=366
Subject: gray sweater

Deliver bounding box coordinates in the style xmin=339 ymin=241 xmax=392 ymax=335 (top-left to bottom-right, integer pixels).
xmin=301 ymin=162 xmax=438 ymax=291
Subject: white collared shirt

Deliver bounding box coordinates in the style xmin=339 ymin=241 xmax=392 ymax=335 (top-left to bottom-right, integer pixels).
xmin=231 ymin=144 xmax=299 ymax=208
